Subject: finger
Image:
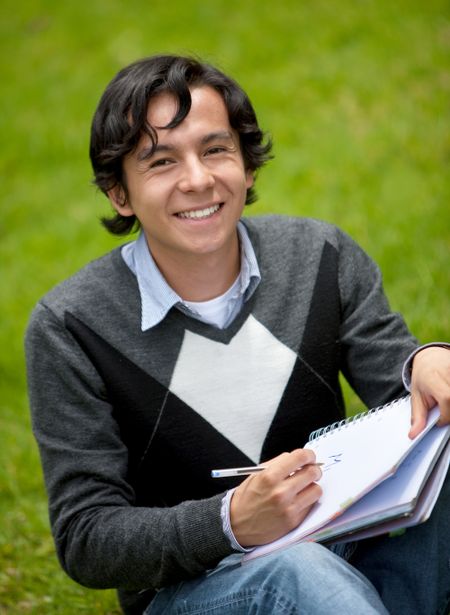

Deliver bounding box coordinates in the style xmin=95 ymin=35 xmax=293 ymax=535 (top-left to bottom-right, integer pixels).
xmin=264 ymin=457 xmax=322 ymax=503
xmin=289 ymin=462 xmax=323 ymax=493
xmin=263 ymin=448 xmax=317 ymax=481
xmin=436 ymin=396 xmax=450 ymax=427
xmin=429 ymin=378 xmax=450 ymax=426
xmin=409 ymin=391 xmax=429 ymax=439
xmin=285 ymin=482 xmax=323 ymax=529
xmin=293 ymin=480 xmax=323 ymax=510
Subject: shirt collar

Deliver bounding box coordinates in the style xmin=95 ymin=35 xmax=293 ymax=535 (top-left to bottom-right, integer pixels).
xmin=121 ymin=220 xmax=261 ymax=331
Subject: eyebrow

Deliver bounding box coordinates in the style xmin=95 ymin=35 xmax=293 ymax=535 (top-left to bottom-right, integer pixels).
xmin=201 ymin=131 xmax=234 ymax=145
xmin=136 ymin=131 xmax=235 ymax=162
xmin=137 ymin=143 xmax=172 ymax=162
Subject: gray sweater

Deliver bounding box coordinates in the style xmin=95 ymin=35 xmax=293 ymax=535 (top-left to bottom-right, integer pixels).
xmin=25 ymin=216 xmax=417 ymax=613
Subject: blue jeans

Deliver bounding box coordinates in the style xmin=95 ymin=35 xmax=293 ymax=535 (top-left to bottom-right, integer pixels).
xmin=144 ymin=543 xmax=387 ymax=614
xmin=145 ymin=469 xmax=450 ymax=614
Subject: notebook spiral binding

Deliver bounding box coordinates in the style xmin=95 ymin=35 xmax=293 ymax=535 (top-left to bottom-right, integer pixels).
xmin=308 ymin=395 xmax=410 ymax=442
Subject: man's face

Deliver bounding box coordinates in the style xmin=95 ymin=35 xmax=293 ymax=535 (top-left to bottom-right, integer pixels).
xmin=110 ymin=86 xmax=253 ymax=269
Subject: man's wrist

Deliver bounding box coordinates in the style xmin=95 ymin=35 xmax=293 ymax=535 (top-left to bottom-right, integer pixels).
xmin=402 ymin=342 xmax=450 ymax=391
xmin=220 ymin=489 xmax=254 ymax=553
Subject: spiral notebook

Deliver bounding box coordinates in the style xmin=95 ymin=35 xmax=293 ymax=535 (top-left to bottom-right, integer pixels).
xmin=243 ymin=396 xmax=448 ymax=562
xmin=326 ymin=439 xmax=450 ymax=545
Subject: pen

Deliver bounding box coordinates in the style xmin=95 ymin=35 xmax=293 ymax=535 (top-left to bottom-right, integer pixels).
xmin=211 ymin=462 xmax=324 ymax=478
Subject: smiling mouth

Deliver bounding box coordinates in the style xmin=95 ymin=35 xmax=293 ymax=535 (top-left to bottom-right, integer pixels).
xmin=176 ymin=203 xmax=222 ymax=220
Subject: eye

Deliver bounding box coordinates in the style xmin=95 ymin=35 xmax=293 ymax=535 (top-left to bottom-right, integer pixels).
xmin=205 ymin=146 xmax=228 ymax=156
xmin=149 ymin=158 xmax=173 ymax=169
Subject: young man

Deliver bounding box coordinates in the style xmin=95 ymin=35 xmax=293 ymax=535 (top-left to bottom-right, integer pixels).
xmin=26 ymin=55 xmax=450 ymax=614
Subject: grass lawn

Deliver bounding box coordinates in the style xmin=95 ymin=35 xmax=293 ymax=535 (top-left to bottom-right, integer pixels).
xmin=1 ymin=0 xmax=449 ymax=612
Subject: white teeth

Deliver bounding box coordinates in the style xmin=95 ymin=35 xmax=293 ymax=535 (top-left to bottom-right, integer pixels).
xmin=178 ymin=204 xmax=220 ymax=219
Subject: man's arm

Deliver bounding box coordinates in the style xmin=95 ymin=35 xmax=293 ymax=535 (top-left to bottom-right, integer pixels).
xmin=25 ymin=302 xmax=233 ymax=591
xmin=336 ymin=227 xmax=418 ymax=408
xmin=337 ymin=228 xmax=450 ymax=432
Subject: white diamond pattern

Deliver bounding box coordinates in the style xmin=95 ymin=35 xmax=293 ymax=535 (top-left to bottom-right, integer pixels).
xmin=170 ymin=316 xmax=297 ymax=463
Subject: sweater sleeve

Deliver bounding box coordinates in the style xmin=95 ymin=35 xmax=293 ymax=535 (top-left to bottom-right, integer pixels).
xmin=25 ymin=302 xmax=233 ymax=592
xmin=336 ymin=228 xmax=419 ymax=408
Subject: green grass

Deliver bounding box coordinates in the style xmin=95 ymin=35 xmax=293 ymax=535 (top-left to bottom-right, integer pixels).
xmin=1 ymin=0 xmax=449 ymax=611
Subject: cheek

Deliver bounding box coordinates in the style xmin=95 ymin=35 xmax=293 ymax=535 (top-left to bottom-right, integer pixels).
xmin=226 ymin=166 xmax=252 ymax=191
xmin=129 ymin=181 xmax=170 ymax=210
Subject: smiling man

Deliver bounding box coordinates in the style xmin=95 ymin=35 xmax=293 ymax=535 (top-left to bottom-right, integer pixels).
xmin=108 ymin=86 xmax=253 ymax=303
xmin=26 ymin=55 xmax=450 ymax=615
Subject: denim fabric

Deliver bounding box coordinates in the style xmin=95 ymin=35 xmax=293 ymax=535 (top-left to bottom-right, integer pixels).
xmin=144 ymin=542 xmax=388 ymax=614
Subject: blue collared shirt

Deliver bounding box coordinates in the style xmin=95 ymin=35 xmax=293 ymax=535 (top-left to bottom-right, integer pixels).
xmin=121 ymin=221 xmax=261 ymax=331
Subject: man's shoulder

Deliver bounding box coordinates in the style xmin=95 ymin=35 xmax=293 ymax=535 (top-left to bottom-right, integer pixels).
xmin=241 ymin=215 xmax=342 ymax=256
xmin=31 ymin=246 xmax=136 ymax=321
xmin=242 ymin=214 xmax=339 ymax=240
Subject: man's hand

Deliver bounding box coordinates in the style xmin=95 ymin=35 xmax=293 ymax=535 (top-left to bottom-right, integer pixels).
xmin=409 ymin=346 xmax=450 ymax=439
xmin=229 ymin=448 xmax=322 ymax=547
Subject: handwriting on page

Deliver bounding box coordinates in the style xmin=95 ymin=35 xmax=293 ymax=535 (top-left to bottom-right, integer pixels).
xmin=321 ymin=453 xmax=343 ymax=472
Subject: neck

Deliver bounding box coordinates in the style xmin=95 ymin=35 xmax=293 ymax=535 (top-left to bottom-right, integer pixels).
xmin=149 ymin=239 xmax=241 ymax=302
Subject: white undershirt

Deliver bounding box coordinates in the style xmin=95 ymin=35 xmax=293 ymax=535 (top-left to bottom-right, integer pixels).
xmin=182 ymin=273 xmax=243 ymax=329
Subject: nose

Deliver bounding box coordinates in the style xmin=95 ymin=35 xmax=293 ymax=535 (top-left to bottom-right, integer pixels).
xmin=178 ymin=156 xmax=215 ymax=193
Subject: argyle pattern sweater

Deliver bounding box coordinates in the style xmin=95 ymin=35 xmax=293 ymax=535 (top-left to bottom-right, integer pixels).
xmin=25 ymin=216 xmax=417 ymax=613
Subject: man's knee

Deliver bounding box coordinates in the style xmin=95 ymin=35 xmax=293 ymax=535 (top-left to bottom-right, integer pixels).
xmin=251 ymin=542 xmax=338 ymax=578
xmin=243 ymin=542 xmax=388 ymax=614
xmin=243 ymin=542 xmax=343 ymax=597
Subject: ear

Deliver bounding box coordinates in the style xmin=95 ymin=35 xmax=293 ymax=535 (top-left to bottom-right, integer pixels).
xmin=107 ymin=185 xmax=134 ymax=217
xmin=245 ymin=170 xmax=254 ymax=189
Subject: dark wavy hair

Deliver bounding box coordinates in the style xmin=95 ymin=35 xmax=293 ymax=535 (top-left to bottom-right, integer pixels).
xmin=90 ymin=54 xmax=273 ymax=235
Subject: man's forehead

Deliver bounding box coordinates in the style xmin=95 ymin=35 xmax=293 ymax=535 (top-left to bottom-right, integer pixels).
xmin=146 ymin=90 xmax=180 ymax=126
xmin=146 ymin=85 xmax=230 ymax=129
